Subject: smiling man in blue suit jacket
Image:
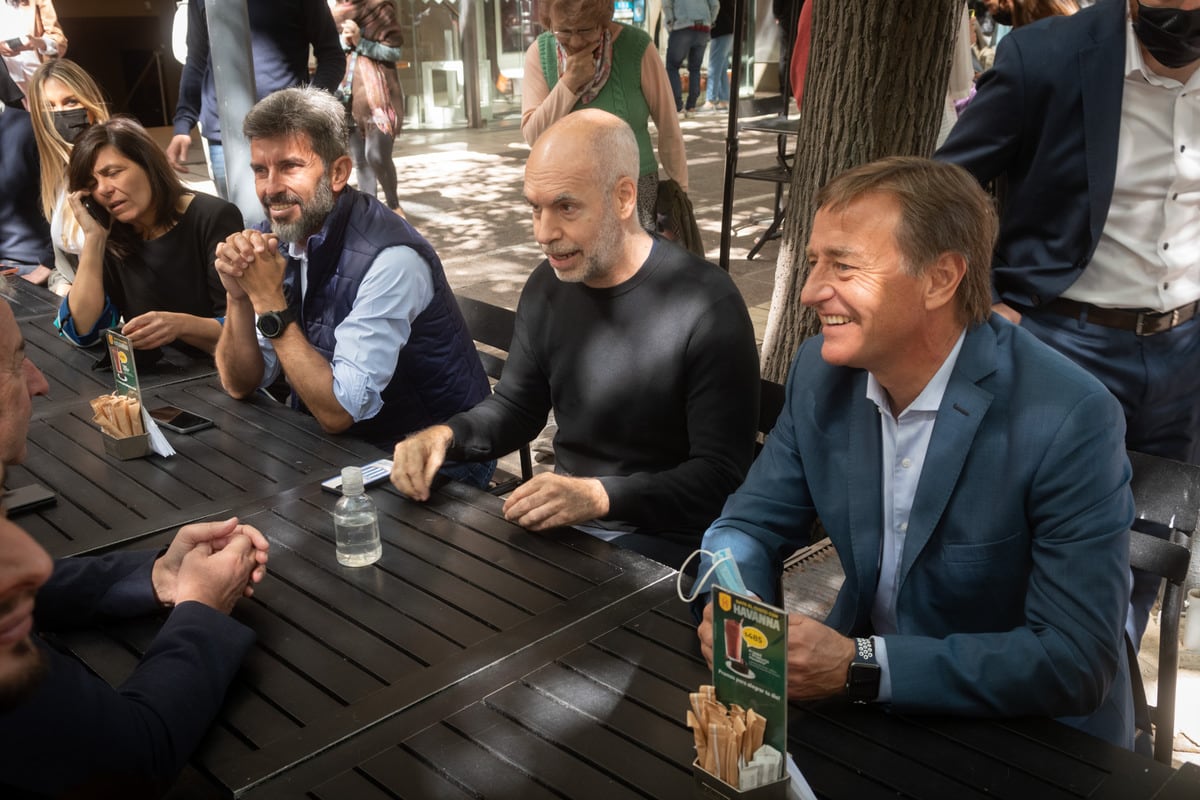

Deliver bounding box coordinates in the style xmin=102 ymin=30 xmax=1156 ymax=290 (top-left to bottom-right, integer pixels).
xmin=697 ymin=158 xmax=1135 ymax=749
xmin=935 ymin=0 xmax=1200 ymax=650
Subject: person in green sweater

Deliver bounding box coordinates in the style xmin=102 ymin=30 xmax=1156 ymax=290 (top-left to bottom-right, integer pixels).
xmin=520 ymin=0 xmax=688 ymax=229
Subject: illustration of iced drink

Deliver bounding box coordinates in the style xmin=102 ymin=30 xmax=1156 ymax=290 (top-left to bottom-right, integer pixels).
xmin=723 ymin=617 xmax=752 ymax=676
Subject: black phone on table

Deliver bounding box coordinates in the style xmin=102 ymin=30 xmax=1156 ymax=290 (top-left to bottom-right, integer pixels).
xmin=3 ymin=484 xmax=57 ymax=515
xmin=149 ymin=406 xmax=213 ymax=434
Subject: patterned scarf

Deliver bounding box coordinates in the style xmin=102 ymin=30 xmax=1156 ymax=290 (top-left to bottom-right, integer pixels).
xmin=556 ymin=28 xmax=614 ymax=104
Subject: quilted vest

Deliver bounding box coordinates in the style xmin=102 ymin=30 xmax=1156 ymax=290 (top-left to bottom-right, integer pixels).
xmin=272 ymin=188 xmax=489 ymax=449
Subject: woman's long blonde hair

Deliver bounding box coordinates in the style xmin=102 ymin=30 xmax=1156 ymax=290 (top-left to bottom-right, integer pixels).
xmin=27 ymin=59 xmax=110 ymax=222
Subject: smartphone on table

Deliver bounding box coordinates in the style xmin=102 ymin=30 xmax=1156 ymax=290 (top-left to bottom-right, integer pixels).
xmin=149 ymin=406 xmax=213 ymax=434
xmin=3 ymin=484 xmax=57 ymax=515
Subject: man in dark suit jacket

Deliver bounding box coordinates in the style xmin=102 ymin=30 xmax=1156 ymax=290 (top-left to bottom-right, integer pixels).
xmin=934 ymin=0 xmax=1200 ymax=647
xmin=696 ymin=158 xmax=1135 ymax=749
xmin=0 ymin=296 xmax=269 ymax=797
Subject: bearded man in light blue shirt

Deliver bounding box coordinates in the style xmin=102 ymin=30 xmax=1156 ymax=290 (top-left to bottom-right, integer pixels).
xmin=696 ymin=157 xmax=1136 ymax=749
xmin=213 ymin=88 xmax=491 ymax=483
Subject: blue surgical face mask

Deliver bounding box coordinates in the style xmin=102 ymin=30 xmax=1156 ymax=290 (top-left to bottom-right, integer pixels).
xmin=677 ymin=547 xmax=749 ymax=602
xmin=1135 ymin=2 xmax=1200 ymax=69
xmin=50 ymin=107 xmax=90 ymax=144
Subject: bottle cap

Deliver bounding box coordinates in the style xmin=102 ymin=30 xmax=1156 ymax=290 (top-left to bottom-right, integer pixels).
xmin=341 ymin=466 xmax=364 ymax=495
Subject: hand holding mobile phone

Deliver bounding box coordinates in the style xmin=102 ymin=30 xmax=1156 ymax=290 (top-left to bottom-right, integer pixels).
xmin=80 ymin=194 xmax=111 ymax=227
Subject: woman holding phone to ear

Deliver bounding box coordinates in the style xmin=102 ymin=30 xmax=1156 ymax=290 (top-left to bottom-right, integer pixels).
xmin=54 ymin=116 xmax=241 ymax=355
xmin=27 ymin=59 xmax=109 ymax=296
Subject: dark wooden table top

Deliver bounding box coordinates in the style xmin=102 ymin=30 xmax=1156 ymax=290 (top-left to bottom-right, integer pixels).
xmin=1 ymin=276 xmax=60 ymax=320
xmin=13 ymin=307 xmax=1195 ymax=799
xmin=20 ymin=315 xmax=219 ymax=414
xmin=50 ymin=481 xmax=675 ymax=798
xmin=10 ymin=377 xmax=382 ymax=558
xmin=240 ymin=597 xmax=1198 ymax=800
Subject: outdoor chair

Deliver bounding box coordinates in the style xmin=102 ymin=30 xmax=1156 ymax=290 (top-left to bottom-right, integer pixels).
xmin=1126 ymin=449 xmax=1200 ymax=764
xmin=454 ymin=295 xmax=533 ymax=495
xmin=758 ymin=377 xmax=786 ymax=452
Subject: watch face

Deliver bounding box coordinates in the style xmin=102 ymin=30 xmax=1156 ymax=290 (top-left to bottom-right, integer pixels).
xmin=257 ymin=310 xmax=292 ymax=339
xmin=257 ymin=313 xmax=281 ymax=338
xmin=847 ymin=662 xmax=882 ymax=702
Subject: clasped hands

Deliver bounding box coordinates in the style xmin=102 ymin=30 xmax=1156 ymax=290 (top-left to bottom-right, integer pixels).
xmin=391 ymin=426 xmax=609 ymax=529
xmin=151 ymin=518 xmax=270 ymax=615
xmin=697 ymin=601 xmax=856 ymax=701
xmin=214 ymin=230 xmax=288 ymax=311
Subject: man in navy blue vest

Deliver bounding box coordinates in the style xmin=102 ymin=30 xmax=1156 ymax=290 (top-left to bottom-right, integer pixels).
xmin=213 ymin=87 xmax=492 ymax=485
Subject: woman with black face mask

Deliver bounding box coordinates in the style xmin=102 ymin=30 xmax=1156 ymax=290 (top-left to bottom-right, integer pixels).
xmin=26 ymin=58 xmax=109 ymax=296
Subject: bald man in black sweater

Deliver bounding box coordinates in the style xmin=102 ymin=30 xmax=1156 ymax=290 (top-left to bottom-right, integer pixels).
xmin=391 ymin=109 xmax=759 ymax=567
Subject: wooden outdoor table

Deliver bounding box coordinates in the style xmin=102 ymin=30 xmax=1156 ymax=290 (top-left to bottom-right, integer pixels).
xmin=20 ymin=315 xmax=219 ymax=413
xmin=1 ymin=274 xmax=60 ymax=320
xmin=10 ymin=377 xmax=382 ymax=558
xmin=240 ymin=596 xmax=1200 ymax=800
xmin=47 ymin=481 xmax=675 ymax=798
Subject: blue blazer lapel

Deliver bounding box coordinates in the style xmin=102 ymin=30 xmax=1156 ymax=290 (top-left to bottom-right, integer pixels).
xmin=845 ymin=375 xmax=883 ymax=627
xmin=897 ymin=325 xmax=997 ymax=592
xmin=1079 ymin=0 xmax=1127 ymax=246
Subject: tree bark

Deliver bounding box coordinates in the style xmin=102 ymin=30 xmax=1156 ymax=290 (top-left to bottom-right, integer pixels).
xmin=760 ymin=0 xmax=962 ymax=382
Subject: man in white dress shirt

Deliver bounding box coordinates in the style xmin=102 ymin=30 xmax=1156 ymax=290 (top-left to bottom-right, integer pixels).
xmin=935 ymin=0 xmax=1200 ymax=647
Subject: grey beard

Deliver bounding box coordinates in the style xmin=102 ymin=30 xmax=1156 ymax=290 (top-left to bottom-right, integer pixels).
xmin=267 ymin=176 xmax=336 ymax=245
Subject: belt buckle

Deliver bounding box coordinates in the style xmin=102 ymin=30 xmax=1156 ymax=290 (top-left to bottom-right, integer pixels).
xmin=1136 ymin=308 xmax=1175 ymax=336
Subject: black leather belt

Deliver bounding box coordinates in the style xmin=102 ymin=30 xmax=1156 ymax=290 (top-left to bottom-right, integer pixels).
xmin=1042 ymin=297 xmax=1200 ymax=336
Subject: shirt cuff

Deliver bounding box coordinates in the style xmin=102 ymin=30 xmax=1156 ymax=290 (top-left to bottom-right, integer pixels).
xmin=874 ymin=635 xmax=894 ymax=703
xmin=55 ymin=295 xmax=119 ymax=348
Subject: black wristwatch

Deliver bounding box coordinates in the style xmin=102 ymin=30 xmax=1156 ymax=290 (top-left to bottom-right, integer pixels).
xmin=845 ymin=637 xmax=882 ymax=702
xmin=256 ymin=307 xmax=297 ymax=339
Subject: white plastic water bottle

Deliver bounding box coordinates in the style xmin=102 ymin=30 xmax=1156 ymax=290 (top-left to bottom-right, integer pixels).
xmin=333 ymin=467 xmax=382 ymax=566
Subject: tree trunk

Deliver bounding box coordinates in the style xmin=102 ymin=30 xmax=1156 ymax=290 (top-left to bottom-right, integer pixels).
xmin=759 ymin=0 xmax=962 ymax=382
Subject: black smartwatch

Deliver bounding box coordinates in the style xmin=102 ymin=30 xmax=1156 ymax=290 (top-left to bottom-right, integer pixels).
xmin=845 ymin=637 xmax=882 ymax=702
xmin=256 ymin=307 xmax=297 ymax=339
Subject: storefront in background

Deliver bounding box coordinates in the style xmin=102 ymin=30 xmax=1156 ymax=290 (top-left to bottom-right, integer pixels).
xmin=398 ymin=0 xmax=783 ymax=129
xmin=51 ymin=0 xmax=786 ymax=132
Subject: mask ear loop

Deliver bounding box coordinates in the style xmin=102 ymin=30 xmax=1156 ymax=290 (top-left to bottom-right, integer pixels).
xmin=677 ymin=549 xmax=728 ymax=603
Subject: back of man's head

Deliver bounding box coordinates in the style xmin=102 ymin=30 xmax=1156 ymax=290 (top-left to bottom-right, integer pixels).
xmin=816 ymin=156 xmax=996 ymax=326
xmin=532 ymin=109 xmax=640 ymax=201
xmin=243 ymin=87 xmax=350 ymax=168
